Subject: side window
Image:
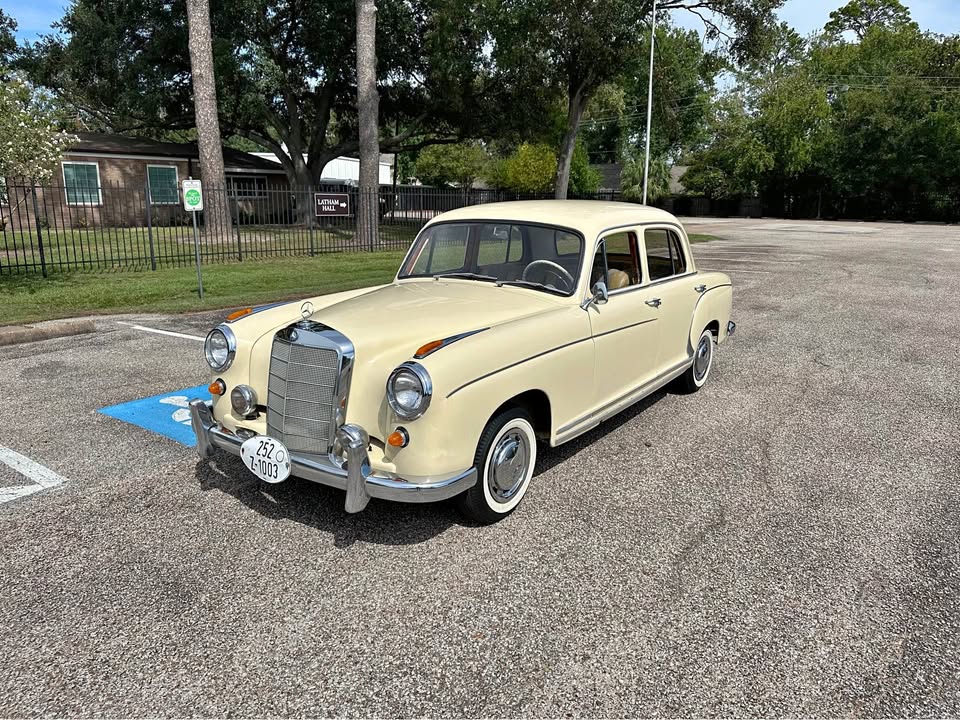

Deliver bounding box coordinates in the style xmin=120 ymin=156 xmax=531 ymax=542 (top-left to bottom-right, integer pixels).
xmin=668 ymin=231 xmax=687 ymax=275
xmin=645 ymin=229 xmax=676 ymax=281
xmin=590 ymin=232 xmax=641 ymax=292
xmin=602 ymin=231 xmax=641 ymax=289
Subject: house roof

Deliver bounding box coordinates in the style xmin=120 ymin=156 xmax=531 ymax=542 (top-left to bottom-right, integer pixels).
xmin=66 ymin=133 xmax=284 ymax=173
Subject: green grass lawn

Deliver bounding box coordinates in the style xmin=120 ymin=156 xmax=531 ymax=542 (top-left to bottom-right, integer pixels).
xmin=0 ymin=251 xmax=407 ymax=326
xmin=0 ymin=233 xmax=718 ymax=326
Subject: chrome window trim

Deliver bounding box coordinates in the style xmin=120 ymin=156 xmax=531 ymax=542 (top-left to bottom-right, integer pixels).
xmin=205 ymin=324 xmax=237 ymax=371
xmin=387 ymin=361 xmax=433 ymax=420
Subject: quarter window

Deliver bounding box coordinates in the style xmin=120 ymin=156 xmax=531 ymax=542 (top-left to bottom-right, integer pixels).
xmin=62 ymin=162 xmax=102 ymax=205
xmin=644 ymin=228 xmax=688 ymax=281
xmin=147 ymin=165 xmax=179 ymax=204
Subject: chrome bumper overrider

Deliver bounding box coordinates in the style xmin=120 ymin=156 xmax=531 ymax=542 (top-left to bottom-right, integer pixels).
xmin=189 ymin=400 xmax=476 ymax=513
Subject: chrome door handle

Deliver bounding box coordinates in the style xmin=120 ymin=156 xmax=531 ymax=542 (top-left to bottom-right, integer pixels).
xmin=695 ymin=284 xmax=707 ymax=293
xmin=645 ymin=298 xmax=662 ymax=308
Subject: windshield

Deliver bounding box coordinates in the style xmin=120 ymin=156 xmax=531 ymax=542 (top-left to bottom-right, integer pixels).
xmin=398 ymin=221 xmax=585 ymax=296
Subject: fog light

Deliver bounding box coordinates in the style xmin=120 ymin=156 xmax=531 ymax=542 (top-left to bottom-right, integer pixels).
xmin=387 ymin=428 xmax=409 ymax=448
xmin=230 ymin=384 xmax=258 ymax=417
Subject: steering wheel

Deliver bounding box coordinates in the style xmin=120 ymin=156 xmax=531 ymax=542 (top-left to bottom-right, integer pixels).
xmin=521 ymin=260 xmax=575 ymax=292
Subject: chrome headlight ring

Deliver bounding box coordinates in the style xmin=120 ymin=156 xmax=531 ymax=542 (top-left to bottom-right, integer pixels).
xmin=204 ymin=324 xmax=237 ymax=372
xmin=386 ymin=361 xmax=433 ymax=420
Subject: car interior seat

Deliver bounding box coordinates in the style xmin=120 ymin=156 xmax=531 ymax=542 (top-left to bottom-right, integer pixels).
xmin=606 ymin=268 xmax=631 ymax=290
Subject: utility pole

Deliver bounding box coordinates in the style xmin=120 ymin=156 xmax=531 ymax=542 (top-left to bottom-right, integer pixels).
xmin=642 ymin=0 xmax=657 ymax=205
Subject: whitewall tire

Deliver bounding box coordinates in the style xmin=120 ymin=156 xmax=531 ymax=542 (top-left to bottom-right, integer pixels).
xmin=457 ymin=408 xmax=537 ymax=524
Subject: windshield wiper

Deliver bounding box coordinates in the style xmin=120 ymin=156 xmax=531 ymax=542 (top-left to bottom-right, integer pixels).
xmin=497 ymin=280 xmax=567 ymax=296
xmin=435 ymin=272 xmax=499 ymax=282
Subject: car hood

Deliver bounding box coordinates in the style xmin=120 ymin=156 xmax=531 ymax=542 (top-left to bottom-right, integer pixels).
xmin=308 ymin=280 xmax=562 ymax=365
xmin=233 ymin=280 xmax=565 ymax=396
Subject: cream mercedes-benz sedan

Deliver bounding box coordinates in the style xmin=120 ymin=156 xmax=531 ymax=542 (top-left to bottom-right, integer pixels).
xmin=191 ymin=201 xmax=735 ymax=523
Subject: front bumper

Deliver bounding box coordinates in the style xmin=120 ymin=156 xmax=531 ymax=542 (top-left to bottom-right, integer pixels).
xmin=189 ymin=399 xmax=477 ymax=513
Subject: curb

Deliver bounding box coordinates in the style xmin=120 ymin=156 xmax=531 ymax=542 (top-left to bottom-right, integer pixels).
xmin=0 ymin=320 xmax=98 ymax=347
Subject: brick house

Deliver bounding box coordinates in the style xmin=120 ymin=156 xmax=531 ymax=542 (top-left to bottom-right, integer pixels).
xmin=1 ymin=133 xmax=290 ymax=230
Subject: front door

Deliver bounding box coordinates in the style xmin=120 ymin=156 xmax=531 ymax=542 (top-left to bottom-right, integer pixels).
xmin=585 ymin=230 xmax=663 ymax=412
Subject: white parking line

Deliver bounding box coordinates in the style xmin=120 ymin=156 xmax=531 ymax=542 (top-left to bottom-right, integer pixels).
xmin=117 ymin=322 xmax=205 ymax=342
xmin=701 ymin=268 xmax=772 ymax=274
xmin=0 ymin=446 xmax=68 ymax=504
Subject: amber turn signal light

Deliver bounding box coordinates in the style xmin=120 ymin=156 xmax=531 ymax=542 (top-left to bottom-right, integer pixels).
xmin=415 ymin=339 xmax=444 ymax=357
xmin=226 ymin=307 xmax=253 ymax=322
xmin=208 ymin=379 xmax=226 ymax=396
xmin=387 ymin=428 xmax=409 ymax=448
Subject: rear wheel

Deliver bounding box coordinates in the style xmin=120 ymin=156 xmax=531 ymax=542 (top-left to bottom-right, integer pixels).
xmin=677 ymin=327 xmax=715 ymax=393
xmin=456 ymin=408 xmax=537 ymax=524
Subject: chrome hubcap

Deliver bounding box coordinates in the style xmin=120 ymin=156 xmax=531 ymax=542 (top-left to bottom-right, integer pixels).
xmin=488 ymin=430 xmax=529 ymax=502
xmin=694 ymin=335 xmax=712 ymax=381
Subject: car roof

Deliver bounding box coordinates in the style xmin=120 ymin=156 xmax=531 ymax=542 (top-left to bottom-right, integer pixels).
xmin=424 ymin=200 xmax=681 ymax=238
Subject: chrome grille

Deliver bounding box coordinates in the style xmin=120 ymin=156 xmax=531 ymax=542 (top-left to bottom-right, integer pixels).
xmin=267 ymin=336 xmax=341 ymax=455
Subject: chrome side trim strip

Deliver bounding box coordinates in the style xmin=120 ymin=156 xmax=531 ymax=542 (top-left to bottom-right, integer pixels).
xmin=556 ymin=357 xmax=694 ymax=439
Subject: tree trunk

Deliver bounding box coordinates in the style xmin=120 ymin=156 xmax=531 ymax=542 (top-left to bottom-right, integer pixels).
xmin=186 ymin=0 xmax=231 ymax=239
xmin=554 ymin=83 xmax=589 ymax=200
xmin=355 ymin=0 xmax=380 ymax=250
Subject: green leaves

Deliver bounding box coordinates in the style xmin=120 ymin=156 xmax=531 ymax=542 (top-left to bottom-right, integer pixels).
xmin=0 ymin=73 xmax=77 ymax=183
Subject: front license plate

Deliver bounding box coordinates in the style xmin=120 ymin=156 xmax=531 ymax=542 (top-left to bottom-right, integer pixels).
xmin=240 ymin=436 xmax=292 ymax=484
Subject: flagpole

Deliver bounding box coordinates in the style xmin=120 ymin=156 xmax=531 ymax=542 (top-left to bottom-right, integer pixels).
xmin=642 ymin=0 xmax=657 ymax=205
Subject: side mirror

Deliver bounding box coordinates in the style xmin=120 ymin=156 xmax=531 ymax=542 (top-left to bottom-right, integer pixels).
xmin=582 ymin=281 xmax=609 ymax=310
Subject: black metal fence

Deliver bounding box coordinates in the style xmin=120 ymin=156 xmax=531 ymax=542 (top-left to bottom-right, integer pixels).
xmin=0 ymin=183 xmax=623 ymax=276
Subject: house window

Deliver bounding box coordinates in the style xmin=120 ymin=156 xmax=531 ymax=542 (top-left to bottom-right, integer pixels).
xmin=147 ymin=165 xmax=179 ymax=204
xmin=227 ymin=175 xmax=268 ymax=198
xmin=62 ymin=161 xmax=102 ymax=205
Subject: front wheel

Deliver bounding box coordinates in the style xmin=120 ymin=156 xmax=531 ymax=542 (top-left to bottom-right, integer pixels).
xmin=677 ymin=327 xmax=715 ymax=393
xmin=456 ymin=408 xmax=537 ymax=524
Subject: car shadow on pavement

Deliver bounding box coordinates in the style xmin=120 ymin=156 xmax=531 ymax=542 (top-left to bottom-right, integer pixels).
xmin=194 ymin=454 xmax=459 ymax=548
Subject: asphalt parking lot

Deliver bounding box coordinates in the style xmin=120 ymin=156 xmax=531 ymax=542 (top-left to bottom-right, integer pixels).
xmin=1 ymin=217 xmax=958 ymax=717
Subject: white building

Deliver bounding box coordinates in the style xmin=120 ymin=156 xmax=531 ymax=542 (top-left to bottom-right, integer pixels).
xmin=251 ymin=153 xmax=394 ymax=185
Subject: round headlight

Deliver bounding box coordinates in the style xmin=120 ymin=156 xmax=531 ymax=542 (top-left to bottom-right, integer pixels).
xmin=230 ymin=384 xmax=258 ymax=417
xmin=386 ymin=362 xmax=432 ymax=420
xmin=204 ymin=325 xmax=236 ymax=371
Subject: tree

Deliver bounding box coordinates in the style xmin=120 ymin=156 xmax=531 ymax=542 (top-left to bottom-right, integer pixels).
xmin=487 ymin=141 xmax=599 ymax=194
xmin=824 ymin=0 xmax=917 ymax=39
xmin=185 ymin=0 xmax=230 ymax=233
xmin=355 ymin=0 xmax=379 ymax=248
xmin=415 ymin=143 xmax=490 ymax=187
xmin=19 ymin=0 xmax=522 ymax=192
xmin=488 ymin=0 xmax=784 ymax=199
xmin=0 ymin=73 xmax=77 ymax=183
xmin=0 ymin=9 xmax=16 ymax=67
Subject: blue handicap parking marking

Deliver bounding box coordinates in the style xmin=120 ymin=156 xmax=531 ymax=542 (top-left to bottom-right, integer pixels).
xmin=99 ymin=385 xmax=211 ymax=447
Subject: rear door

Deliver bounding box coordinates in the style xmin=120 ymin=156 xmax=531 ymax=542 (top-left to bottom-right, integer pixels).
xmin=641 ymin=226 xmax=701 ymax=369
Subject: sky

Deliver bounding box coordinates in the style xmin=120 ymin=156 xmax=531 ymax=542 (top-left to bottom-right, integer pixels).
xmin=4 ymin=0 xmax=960 ymax=43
